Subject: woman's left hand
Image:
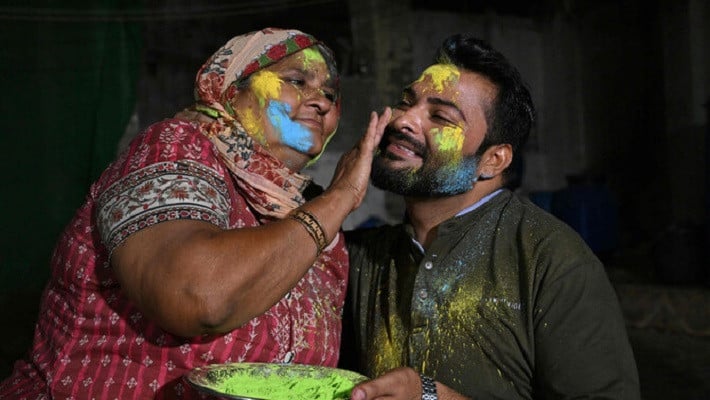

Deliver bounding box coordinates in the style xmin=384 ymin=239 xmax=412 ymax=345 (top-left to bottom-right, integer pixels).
xmin=328 ymin=107 xmax=391 ymax=211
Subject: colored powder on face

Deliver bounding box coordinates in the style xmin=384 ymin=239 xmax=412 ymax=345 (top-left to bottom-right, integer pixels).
xmin=306 ymin=125 xmax=338 ymax=167
xmin=236 ymin=107 xmax=267 ymax=145
xmin=416 ymin=64 xmax=460 ymax=93
xmin=433 ymin=156 xmax=479 ymax=195
xmin=251 ymin=70 xmax=283 ymax=107
xmin=432 ymin=126 xmax=464 ymax=154
xmin=294 ymin=49 xmax=332 ymax=103
xmin=266 ymin=101 xmax=313 ymax=153
xmin=217 ymin=371 xmax=356 ymax=400
xmin=301 ymin=47 xmax=327 ymax=74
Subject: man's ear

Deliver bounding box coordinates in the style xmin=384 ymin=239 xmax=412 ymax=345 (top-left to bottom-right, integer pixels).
xmin=478 ymin=144 xmax=512 ymax=179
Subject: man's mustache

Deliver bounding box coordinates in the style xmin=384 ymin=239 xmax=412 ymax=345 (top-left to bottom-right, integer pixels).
xmin=379 ymin=128 xmax=428 ymax=159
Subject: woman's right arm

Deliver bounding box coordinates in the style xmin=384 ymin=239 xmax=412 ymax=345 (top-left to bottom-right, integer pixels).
xmin=110 ymin=109 xmax=391 ymax=338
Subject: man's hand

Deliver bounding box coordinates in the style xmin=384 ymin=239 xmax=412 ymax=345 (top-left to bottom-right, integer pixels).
xmin=350 ymin=367 xmax=421 ymax=400
xmin=349 ymin=366 xmax=471 ymax=400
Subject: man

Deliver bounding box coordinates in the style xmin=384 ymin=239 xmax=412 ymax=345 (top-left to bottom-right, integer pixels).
xmin=342 ymin=34 xmax=640 ymax=400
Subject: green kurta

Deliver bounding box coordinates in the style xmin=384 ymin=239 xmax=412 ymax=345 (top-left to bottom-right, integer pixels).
xmin=344 ymin=189 xmax=640 ymax=399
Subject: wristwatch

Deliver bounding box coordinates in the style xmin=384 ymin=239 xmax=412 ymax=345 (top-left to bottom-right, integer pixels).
xmin=420 ymin=374 xmax=438 ymax=400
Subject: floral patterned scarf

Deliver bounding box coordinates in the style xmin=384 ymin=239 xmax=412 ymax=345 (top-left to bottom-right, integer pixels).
xmin=178 ymin=28 xmax=330 ymax=219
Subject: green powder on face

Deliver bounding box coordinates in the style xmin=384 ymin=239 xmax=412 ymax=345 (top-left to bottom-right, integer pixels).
xmin=217 ymin=370 xmax=356 ymax=400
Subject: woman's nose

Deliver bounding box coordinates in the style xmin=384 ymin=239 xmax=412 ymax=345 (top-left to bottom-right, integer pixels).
xmin=303 ymin=87 xmax=333 ymax=114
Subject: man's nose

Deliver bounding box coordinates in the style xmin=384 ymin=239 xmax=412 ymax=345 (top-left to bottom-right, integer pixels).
xmin=391 ymin=107 xmax=423 ymax=137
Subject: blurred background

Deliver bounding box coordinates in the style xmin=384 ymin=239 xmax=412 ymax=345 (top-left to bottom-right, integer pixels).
xmin=1 ymin=0 xmax=708 ymax=398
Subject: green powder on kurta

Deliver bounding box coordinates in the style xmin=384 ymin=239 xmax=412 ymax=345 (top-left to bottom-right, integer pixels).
xmin=217 ymin=370 xmax=356 ymax=400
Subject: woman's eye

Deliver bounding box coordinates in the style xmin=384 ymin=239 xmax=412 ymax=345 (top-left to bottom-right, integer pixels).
xmin=324 ymin=91 xmax=337 ymax=103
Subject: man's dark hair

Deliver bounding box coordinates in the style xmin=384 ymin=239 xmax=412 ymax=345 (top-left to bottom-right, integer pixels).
xmin=435 ymin=35 xmax=535 ymax=185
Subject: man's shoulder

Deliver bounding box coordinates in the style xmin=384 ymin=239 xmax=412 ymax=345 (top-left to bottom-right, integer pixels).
xmin=499 ymin=191 xmax=576 ymax=231
xmin=491 ymin=191 xmax=596 ymax=257
xmin=503 ymin=192 xmax=603 ymax=269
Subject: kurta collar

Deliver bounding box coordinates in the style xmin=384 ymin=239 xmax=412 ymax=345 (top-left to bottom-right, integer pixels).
xmin=405 ymin=189 xmax=507 ymax=253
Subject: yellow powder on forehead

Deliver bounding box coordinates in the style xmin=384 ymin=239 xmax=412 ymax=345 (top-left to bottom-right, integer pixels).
xmin=250 ymin=70 xmax=282 ymax=107
xmin=416 ymin=64 xmax=460 ymax=92
xmin=432 ymin=126 xmax=464 ymax=153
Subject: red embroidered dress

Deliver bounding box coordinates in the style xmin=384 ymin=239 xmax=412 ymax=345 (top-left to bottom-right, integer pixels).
xmin=0 ymin=119 xmax=349 ymax=399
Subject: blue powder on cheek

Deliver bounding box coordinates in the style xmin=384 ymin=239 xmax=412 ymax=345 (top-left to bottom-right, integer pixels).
xmin=266 ymin=101 xmax=313 ymax=153
xmin=434 ymin=157 xmax=479 ymax=195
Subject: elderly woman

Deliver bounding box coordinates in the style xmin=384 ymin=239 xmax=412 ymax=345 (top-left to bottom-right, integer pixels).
xmin=0 ymin=27 xmax=390 ymax=399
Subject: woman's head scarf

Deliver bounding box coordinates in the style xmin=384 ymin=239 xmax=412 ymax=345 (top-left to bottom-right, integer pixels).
xmin=183 ymin=28 xmax=338 ymax=219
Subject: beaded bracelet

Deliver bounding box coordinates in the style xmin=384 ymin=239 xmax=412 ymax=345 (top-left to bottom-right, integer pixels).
xmin=420 ymin=374 xmax=438 ymax=400
xmin=289 ymin=209 xmax=328 ymax=255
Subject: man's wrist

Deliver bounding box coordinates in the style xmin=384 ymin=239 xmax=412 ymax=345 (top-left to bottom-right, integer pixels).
xmin=420 ymin=374 xmax=438 ymax=400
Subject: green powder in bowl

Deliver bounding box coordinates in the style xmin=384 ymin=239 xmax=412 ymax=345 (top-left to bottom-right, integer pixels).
xmin=185 ymin=362 xmax=368 ymax=400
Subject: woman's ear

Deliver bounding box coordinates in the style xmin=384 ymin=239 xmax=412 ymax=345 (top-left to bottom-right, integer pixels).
xmin=478 ymin=144 xmax=512 ymax=179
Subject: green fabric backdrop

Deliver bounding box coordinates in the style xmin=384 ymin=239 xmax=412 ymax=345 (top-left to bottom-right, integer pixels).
xmin=0 ymin=2 xmax=141 ymax=301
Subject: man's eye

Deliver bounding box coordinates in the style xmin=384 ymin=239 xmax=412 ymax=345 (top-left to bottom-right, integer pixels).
xmin=432 ymin=113 xmax=455 ymax=125
xmin=395 ymin=99 xmax=411 ymax=109
xmin=288 ymin=78 xmax=305 ymax=86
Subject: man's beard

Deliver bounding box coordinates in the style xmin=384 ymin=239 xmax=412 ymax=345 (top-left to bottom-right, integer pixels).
xmin=371 ymin=132 xmax=480 ymax=197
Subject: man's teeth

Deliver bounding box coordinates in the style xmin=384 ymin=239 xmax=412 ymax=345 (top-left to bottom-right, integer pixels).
xmin=396 ymin=144 xmax=416 ymax=156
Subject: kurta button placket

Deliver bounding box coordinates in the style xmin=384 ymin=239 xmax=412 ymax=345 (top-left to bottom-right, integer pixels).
xmin=424 ymin=261 xmax=433 ymax=270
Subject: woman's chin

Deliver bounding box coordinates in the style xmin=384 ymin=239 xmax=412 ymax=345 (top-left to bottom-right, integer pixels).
xmin=290 ymin=146 xmax=324 ymax=170
xmin=283 ymin=154 xmax=311 ymax=172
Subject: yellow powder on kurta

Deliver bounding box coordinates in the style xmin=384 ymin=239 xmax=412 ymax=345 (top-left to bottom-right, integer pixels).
xmin=216 ymin=370 xmax=356 ymax=400
xmin=250 ymin=70 xmax=282 ymax=107
xmin=416 ymin=64 xmax=460 ymax=92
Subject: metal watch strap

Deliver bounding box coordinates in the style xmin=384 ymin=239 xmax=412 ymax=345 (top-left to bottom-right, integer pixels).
xmin=420 ymin=374 xmax=438 ymax=400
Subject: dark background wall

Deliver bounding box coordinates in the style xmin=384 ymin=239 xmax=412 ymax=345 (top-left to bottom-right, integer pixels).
xmin=1 ymin=0 xmax=708 ymax=397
